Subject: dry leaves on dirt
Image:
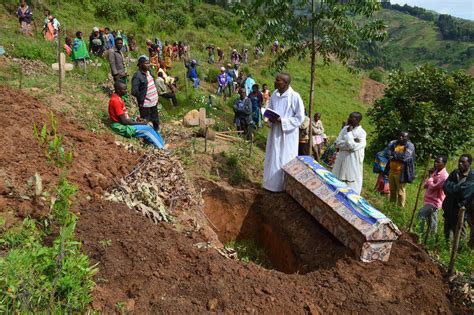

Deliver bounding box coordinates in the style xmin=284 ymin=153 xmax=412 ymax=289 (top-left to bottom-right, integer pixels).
xmin=104 ymin=149 xmax=198 ymax=224
xmin=12 ymin=57 xmax=52 ymax=76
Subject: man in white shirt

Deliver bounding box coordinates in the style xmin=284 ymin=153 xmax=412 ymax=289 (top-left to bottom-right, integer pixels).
xmin=332 ymin=112 xmax=367 ymax=194
xmin=263 ymin=73 xmax=305 ymax=192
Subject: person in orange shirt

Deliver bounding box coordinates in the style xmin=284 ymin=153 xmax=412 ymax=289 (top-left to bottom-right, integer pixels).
xmin=384 ymin=131 xmax=416 ymax=207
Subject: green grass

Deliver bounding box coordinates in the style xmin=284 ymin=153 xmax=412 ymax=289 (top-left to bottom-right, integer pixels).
xmin=225 ymin=239 xmax=272 ymax=268
xmin=362 ymin=158 xmax=474 ymax=273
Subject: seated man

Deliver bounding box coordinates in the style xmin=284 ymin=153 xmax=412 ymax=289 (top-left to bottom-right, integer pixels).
xmin=156 ymin=71 xmax=178 ymax=107
xmin=109 ymin=81 xmax=165 ymax=149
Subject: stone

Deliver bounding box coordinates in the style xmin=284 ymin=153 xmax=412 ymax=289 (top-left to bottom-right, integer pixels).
xmin=206 ymin=298 xmax=218 ymax=311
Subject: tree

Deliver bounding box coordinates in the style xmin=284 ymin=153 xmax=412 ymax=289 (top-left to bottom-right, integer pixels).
xmin=234 ymin=0 xmax=386 ymax=152
xmin=367 ymin=65 xmax=474 ymax=160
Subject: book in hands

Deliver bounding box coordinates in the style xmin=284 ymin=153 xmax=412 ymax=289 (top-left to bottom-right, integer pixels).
xmin=263 ymin=108 xmax=280 ymax=120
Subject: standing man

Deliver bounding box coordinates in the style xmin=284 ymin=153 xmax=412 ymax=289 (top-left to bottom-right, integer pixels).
xmin=131 ymin=56 xmax=160 ymax=131
xmin=108 ymin=37 xmax=127 ymax=82
xmin=442 ymin=154 xmax=474 ymax=242
xmin=385 ymin=131 xmax=416 ymax=207
xmin=417 ymin=155 xmax=449 ymax=235
xmin=263 ymin=73 xmax=305 ymax=192
xmin=332 ymin=112 xmax=367 ymax=194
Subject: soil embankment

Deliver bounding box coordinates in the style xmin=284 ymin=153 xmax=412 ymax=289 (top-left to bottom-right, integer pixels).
xmin=0 ymin=85 xmax=458 ymax=314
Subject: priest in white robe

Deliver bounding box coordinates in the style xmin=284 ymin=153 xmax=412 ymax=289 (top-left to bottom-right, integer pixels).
xmin=332 ymin=112 xmax=367 ymax=195
xmin=263 ymin=73 xmax=305 ymax=192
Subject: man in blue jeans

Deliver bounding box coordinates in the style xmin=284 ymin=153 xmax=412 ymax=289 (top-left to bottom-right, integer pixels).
xmin=108 ymin=81 xmax=165 ymax=149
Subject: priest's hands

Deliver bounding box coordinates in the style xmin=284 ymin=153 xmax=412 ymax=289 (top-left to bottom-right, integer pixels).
xmin=269 ymin=117 xmax=281 ymax=123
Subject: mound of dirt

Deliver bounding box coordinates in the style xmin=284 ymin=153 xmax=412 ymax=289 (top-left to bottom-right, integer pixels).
xmin=0 ymin=85 xmax=138 ymax=223
xmin=0 ymin=85 xmax=462 ymax=313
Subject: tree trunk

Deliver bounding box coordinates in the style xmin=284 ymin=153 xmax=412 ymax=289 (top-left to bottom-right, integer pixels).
xmin=307 ymin=0 xmax=316 ymax=156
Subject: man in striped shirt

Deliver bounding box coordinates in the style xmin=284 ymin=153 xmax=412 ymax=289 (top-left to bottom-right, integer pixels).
xmin=132 ymin=55 xmax=160 ymax=131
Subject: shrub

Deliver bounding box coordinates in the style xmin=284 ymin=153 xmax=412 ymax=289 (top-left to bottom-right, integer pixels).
xmin=207 ymin=67 xmax=220 ymax=83
xmin=367 ymin=65 xmax=474 ymax=160
xmin=369 ymin=69 xmax=384 ymax=82
xmin=193 ymin=16 xmax=208 ymax=29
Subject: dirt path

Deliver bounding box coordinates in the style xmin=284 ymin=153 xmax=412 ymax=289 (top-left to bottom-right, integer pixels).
xmin=360 ymin=77 xmax=385 ymax=105
xmin=0 ymin=85 xmax=462 ymax=314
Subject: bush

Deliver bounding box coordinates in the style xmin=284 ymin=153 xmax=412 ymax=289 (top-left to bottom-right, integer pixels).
xmin=94 ymin=0 xmax=145 ymax=21
xmin=193 ymin=16 xmax=208 ymax=29
xmin=167 ymin=10 xmax=189 ymax=29
xmin=207 ymin=67 xmax=220 ymax=83
xmin=369 ymin=69 xmax=384 ymax=82
xmin=0 ymin=179 xmax=97 ymax=313
xmin=367 ymin=65 xmax=474 ymax=160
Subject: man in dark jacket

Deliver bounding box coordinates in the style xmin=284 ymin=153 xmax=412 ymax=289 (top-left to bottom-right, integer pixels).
xmin=233 ymin=87 xmax=253 ymax=139
xmin=384 ymin=131 xmax=416 ymax=207
xmin=131 ymin=55 xmax=160 ymax=131
xmin=442 ymin=153 xmax=474 ymax=243
xmin=108 ymin=37 xmax=127 ymax=82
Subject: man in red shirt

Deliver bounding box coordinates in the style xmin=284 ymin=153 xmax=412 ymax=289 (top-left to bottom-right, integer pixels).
xmin=109 ymin=81 xmax=165 ymax=149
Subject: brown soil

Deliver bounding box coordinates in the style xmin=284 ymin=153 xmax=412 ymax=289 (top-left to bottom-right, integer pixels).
xmin=360 ymin=77 xmax=386 ymax=105
xmin=0 ymin=85 xmax=465 ymax=314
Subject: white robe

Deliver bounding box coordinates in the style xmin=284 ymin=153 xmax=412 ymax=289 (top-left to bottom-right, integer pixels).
xmin=332 ymin=125 xmax=367 ymax=195
xmin=263 ymin=86 xmax=305 ymax=192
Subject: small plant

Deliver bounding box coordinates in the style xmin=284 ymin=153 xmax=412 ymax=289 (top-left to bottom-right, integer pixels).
xmin=33 ymin=113 xmax=73 ymax=169
xmin=99 ymin=239 xmax=112 ymax=248
xmin=225 ymin=239 xmax=271 ymax=268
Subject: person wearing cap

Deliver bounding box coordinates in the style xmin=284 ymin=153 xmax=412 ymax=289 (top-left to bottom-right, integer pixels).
xmin=89 ymin=26 xmax=105 ymax=56
xmin=216 ymin=67 xmax=227 ymax=97
xmin=131 ymin=55 xmax=160 ymax=131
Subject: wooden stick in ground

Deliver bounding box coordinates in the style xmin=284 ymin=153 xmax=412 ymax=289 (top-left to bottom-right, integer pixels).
xmin=217 ymin=130 xmax=243 ymax=134
xmin=204 ymin=127 xmax=208 ymax=153
xmin=57 ymin=29 xmax=62 ymax=94
xmin=448 ymin=206 xmax=466 ymax=277
xmin=215 ymin=134 xmax=239 ymax=143
xmin=215 ymin=133 xmax=241 ymax=140
xmin=19 ymin=66 xmax=23 ymax=89
xmin=408 ymin=154 xmax=432 ymax=232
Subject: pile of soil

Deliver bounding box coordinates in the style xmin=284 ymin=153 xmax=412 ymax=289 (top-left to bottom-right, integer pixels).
xmin=0 ymin=85 xmax=138 ymax=224
xmin=0 ymin=85 xmax=463 ymax=313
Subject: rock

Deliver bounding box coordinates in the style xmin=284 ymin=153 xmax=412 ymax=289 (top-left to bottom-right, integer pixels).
xmin=304 ymin=302 xmax=323 ymax=315
xmin=183 ymin=109 xmax=200 ymax=127
xmin=125 ymin=299 xmax=135 ymax=312
xmin=206 ymin=298 xmax=218 ymax=311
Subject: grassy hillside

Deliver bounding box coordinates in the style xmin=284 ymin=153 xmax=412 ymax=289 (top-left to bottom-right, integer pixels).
xmin=368 ymin=9 xmax=474 ymax=72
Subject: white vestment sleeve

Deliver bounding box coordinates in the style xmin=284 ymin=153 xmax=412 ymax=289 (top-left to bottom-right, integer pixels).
xmin=281 ymin=93 xmax=305 ymax=132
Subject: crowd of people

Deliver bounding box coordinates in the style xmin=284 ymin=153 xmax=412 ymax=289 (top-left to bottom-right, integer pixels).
xmin=15 ymin=2 xmax=473 ymax=249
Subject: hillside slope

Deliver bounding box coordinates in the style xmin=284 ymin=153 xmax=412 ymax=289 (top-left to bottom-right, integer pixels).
xmin=367 ymin=9 xmax=474 ymax=72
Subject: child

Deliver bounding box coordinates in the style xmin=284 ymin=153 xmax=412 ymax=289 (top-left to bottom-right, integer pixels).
xmin=418 ymin=155 xmax=449 ymax=235
xmin=311 ymin=112 xmax=327 ymax=161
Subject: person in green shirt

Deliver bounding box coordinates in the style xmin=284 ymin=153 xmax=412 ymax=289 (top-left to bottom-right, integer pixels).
xmin=71 ymin=31 xmax=89 ymax=65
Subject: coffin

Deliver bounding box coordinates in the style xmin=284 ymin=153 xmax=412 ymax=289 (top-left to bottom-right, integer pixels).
xmin=282 ymin=156 xmax=401 ymax=262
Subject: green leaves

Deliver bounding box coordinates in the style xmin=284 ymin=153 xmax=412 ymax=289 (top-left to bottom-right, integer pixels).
xmin=368 ymin=64 xmax=474 ymax=160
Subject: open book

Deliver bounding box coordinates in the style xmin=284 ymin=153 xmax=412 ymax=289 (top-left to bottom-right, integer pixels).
xmin=263 ymin=108 xmax=280 ymax=120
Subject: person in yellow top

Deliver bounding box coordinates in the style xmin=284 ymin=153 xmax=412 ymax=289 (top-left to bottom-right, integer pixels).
xmin=384 ymin=131 xmax=416 ymax=207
